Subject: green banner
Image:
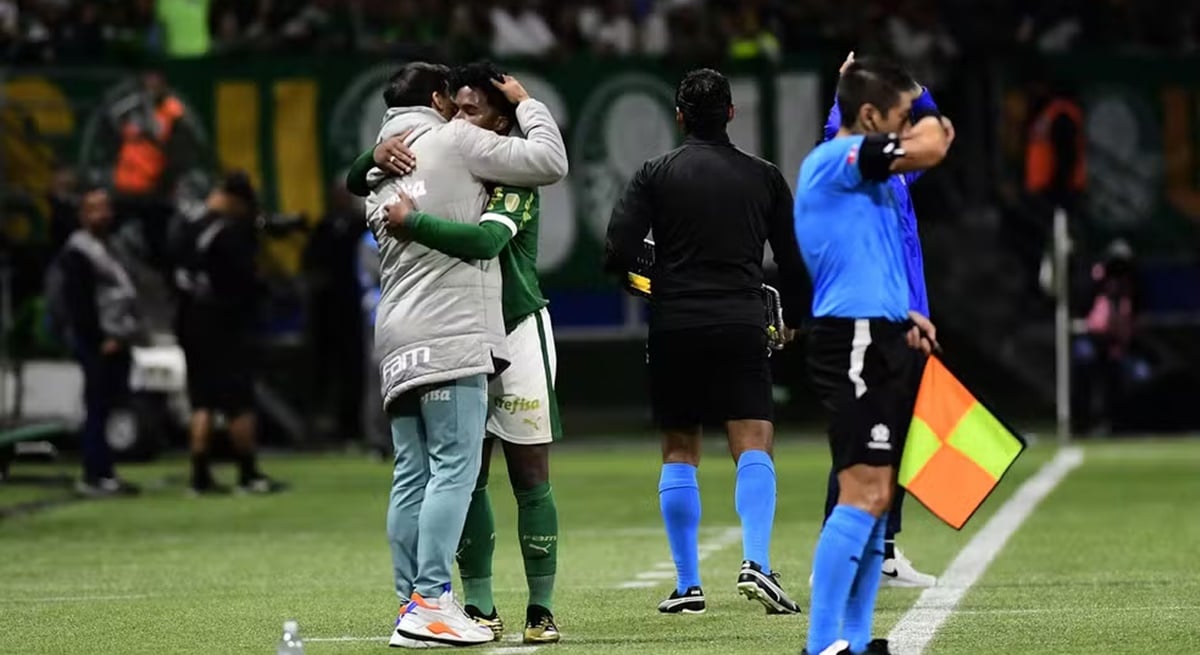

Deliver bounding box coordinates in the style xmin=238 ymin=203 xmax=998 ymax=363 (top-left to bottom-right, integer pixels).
xmin=2 ymin=57 xmax=821 ymax=286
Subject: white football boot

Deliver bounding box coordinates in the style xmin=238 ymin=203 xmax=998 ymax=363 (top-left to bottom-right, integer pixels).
xmin=881 ymin=546 xmax=937 ymax=588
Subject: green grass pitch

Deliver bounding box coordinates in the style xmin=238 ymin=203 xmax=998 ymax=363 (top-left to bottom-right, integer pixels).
xmin=1 ymin=438 xmax=1197 ymax=654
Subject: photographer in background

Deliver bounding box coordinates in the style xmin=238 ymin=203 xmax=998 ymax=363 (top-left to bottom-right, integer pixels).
xmin=47 ymin=186 xmax=143 ymax=497
xmin=172 ymin=172 xmax=284 ymax=495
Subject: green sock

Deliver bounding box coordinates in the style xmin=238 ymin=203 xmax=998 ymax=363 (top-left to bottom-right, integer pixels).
xmin=457 ymin=482 xmax=496 ymax=613
xmin=515 ymin=481 xmax=558 ymax=611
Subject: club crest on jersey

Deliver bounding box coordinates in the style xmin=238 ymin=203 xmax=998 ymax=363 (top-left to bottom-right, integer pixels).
xmin=505 ymin=193 xmax=521 ymax=213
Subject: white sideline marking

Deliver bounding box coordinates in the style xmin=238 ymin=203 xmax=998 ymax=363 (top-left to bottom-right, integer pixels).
xmin=635 ymin=571 xmax=677 ymax=580
xmin=304 ymin=633 xmax=388 ymax=638
xmin=615 ymin=526 xmax=741 ymax=589
xmin=888 ymin=447 xmax=1084 ymax=655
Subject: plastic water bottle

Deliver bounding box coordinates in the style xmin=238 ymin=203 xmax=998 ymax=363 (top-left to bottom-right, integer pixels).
xmin=277 ymin=620 xmax=304 ymax=655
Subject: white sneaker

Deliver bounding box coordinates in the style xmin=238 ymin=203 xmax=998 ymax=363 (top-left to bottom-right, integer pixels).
xmin=389 ymin=604 xmax=449 ymax=649
xmin=882 ymin=547 xmax=937 ymax=588
xmin=395 ymin=587 xmax=493 ymax=647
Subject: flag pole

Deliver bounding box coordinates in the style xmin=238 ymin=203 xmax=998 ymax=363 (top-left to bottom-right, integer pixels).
xmin=1053 ymin=206 xmax=1072 ymax=445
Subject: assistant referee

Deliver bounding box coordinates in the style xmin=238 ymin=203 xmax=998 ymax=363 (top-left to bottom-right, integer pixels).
xmin=796 ymin=57 xmax=951 ymax=655
xmin=604 ymin=68 xmax=807 ymax=616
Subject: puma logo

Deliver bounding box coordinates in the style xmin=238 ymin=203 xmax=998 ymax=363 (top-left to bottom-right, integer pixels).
xmin=526 ymin=542 xmax=552 ymax=555
xmin=523 ymin=417 xmax=542 ymax=430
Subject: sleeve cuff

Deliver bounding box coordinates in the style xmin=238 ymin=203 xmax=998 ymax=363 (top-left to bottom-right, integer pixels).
xmin=481 ymin=212 xmax=519 ymax=236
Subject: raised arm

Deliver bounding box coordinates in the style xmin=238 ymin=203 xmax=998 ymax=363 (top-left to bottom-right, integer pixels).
xmin=823 ymin=51 xmax=856 ymax=143
xmin=889 ymin=86 xmax=951 ymax=174
xmin=456 ymin=77 xmax=568 ymax=187
xmin=889 ymin=114 xmax=952 ymax=174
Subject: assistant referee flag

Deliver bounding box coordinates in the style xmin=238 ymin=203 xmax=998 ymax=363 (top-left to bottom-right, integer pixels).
xmin=899 ymin=357 xmax=1026 ymax=529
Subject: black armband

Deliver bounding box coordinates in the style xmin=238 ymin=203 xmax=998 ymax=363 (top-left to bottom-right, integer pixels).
xmin=857 ymin=133 xmax=905 ymax=182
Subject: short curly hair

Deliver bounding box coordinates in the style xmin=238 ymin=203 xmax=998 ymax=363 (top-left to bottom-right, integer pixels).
xmin=451 ymin=60 xmax=518 ymax=124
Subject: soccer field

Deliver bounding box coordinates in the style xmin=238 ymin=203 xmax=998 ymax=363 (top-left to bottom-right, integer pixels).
xmin=1 ymin=438 xmax=1197 ymax=655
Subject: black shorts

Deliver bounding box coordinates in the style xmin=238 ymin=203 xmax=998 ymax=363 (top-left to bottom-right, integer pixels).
xmin=182 ymin=333 xmax=256 ymax=414
xmin=806 ymin=318 xmax=922 ymax=471
xmin=647 ymin=325 xmax=772 ymax=429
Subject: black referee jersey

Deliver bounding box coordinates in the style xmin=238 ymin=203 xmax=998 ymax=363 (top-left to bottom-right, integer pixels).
xmin=604 ymin=133 xmax=808 ymax=333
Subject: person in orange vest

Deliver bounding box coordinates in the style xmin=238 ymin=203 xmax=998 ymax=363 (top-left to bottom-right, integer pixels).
xmin=1023 ymin=74 xmax=1086 ymax=300
xmin=1024 ymin=78 xmax=1086 ymax=212
xmin=111 ymin=66 xmax=186 ymax=269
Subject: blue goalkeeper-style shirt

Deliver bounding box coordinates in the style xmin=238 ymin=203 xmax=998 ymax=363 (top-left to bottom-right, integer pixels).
xmin=794 ymin=134 xmax=910 ymax=321
xmin=823 ymin=96 xmax=931 ymax=316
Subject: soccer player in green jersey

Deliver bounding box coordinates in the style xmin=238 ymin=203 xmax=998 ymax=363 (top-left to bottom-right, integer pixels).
xmin=346 ymin=62 xmax=561 ymax=645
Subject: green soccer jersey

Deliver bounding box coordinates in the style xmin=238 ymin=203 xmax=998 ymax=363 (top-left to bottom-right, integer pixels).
xmin=483 ymin=185 xmax=548 ymax=333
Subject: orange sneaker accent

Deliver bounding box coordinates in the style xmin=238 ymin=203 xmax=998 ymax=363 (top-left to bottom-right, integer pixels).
xmin=410 ymin=593 xmax=439 ymax=610
xmin=426 ymin=622 xmax=460 ymax=637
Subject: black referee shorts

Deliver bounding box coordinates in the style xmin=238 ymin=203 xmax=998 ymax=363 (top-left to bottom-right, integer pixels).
xmin=181 ymin=331 xmax=256 ymax=415
xmin=807 ymin=317 xmax=921 ymax=471
xmin=647 ymin=325 xmax=773 ymax=430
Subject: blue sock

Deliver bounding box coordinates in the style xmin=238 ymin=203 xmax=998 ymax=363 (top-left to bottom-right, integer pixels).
xmin=807 ymin=505 xmax=876 ymax=655
xmin=659 ymin=463 xmax=701 ymax=593
xmin=844 ymin=515 xmax=888 ymax=653
xmin=735 ymin=450 xmax=776 ymax=572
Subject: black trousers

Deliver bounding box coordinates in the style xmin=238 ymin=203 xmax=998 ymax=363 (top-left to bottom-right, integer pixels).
xmin=75 ymin=347 xmax=130 ymax=481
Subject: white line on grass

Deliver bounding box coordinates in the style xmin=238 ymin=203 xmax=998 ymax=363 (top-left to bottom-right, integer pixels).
xmin=616 ymin=526 xmax=742 ymax=589
xmin=888 ymin=446 xmax=1084 ymax=655
xmin=304 ymin=636 xmax=387 ymax=643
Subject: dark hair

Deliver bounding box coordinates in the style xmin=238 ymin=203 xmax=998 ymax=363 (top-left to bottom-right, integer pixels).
xmin=675 ymin=68 xmax=732 ymax=138
xmin=383 ymin=62 xmax=451 ymax=109
xmin=451 ymin=61 xmax=518 ymax=124
xmin=836 ymin=58 xmax=917 ymax=128
xmin=220 ymin=171 xmax=259 ymax=216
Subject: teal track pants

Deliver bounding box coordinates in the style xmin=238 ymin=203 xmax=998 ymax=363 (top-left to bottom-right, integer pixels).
xmin=386 ymin=374 xmax=487 ymax=600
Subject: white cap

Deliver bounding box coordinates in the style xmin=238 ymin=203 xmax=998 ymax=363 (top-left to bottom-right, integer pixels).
xmin=283 ymin=620 xmax=299 ymax=635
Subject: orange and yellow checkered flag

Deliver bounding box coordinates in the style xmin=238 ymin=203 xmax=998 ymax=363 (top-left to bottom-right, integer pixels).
xmin=899 ymin=357 xmax=1026 ymax=530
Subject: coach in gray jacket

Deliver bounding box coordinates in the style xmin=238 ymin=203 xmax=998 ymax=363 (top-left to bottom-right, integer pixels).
xmin=364 ymin=62 xmax=568 ymax=647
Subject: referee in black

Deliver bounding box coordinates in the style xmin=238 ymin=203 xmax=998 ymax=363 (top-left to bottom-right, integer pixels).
xmin=604 ymin=68 xmax=807 ymax=616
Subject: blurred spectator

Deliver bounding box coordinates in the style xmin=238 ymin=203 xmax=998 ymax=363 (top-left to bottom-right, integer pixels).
xmin=362 ymin=0 xmax=445 ymax=55
xmin=490 ymin=0 xmax=555 ymax=57
xmin=446 ymin=2 xmax=491 ymax=61
xmin=0 ymin=0 xmax=16 ymax=40
xmin=665 ymin=2 xmax=719 ymax=64
xmin=638 ymin=0 xmax=669 ymax=55
xmin=1024 ymin=69 xmax=1085 ymax=297
xmin=157 ymin=0 xmax=211 ymax=58
xmin=48 ymin=163 xmax=80 ymax=253
xmin=109 ymin=67 xmax=188 ymax=270
xmin=580 ymin=0 xmax=636 ymax=56
xmin=303 ymin=183 xmax=366 ymax=446
xmin=46 ymin=186 xmax=142 ymax=497
xmin=723 ymin=1 xmax=780 ymax=62
xmin=1073 ymin=239 xmax=1140 ymax=433
xmin=56 ymin=0 xmax=106 ymax=59
xmin=277 ymin=0 xmax=351 ymax=51
xmin=545 ymin=3 xmax=586 ymax=55
xmin=887 ymin=0 xmax=958 ymax=91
